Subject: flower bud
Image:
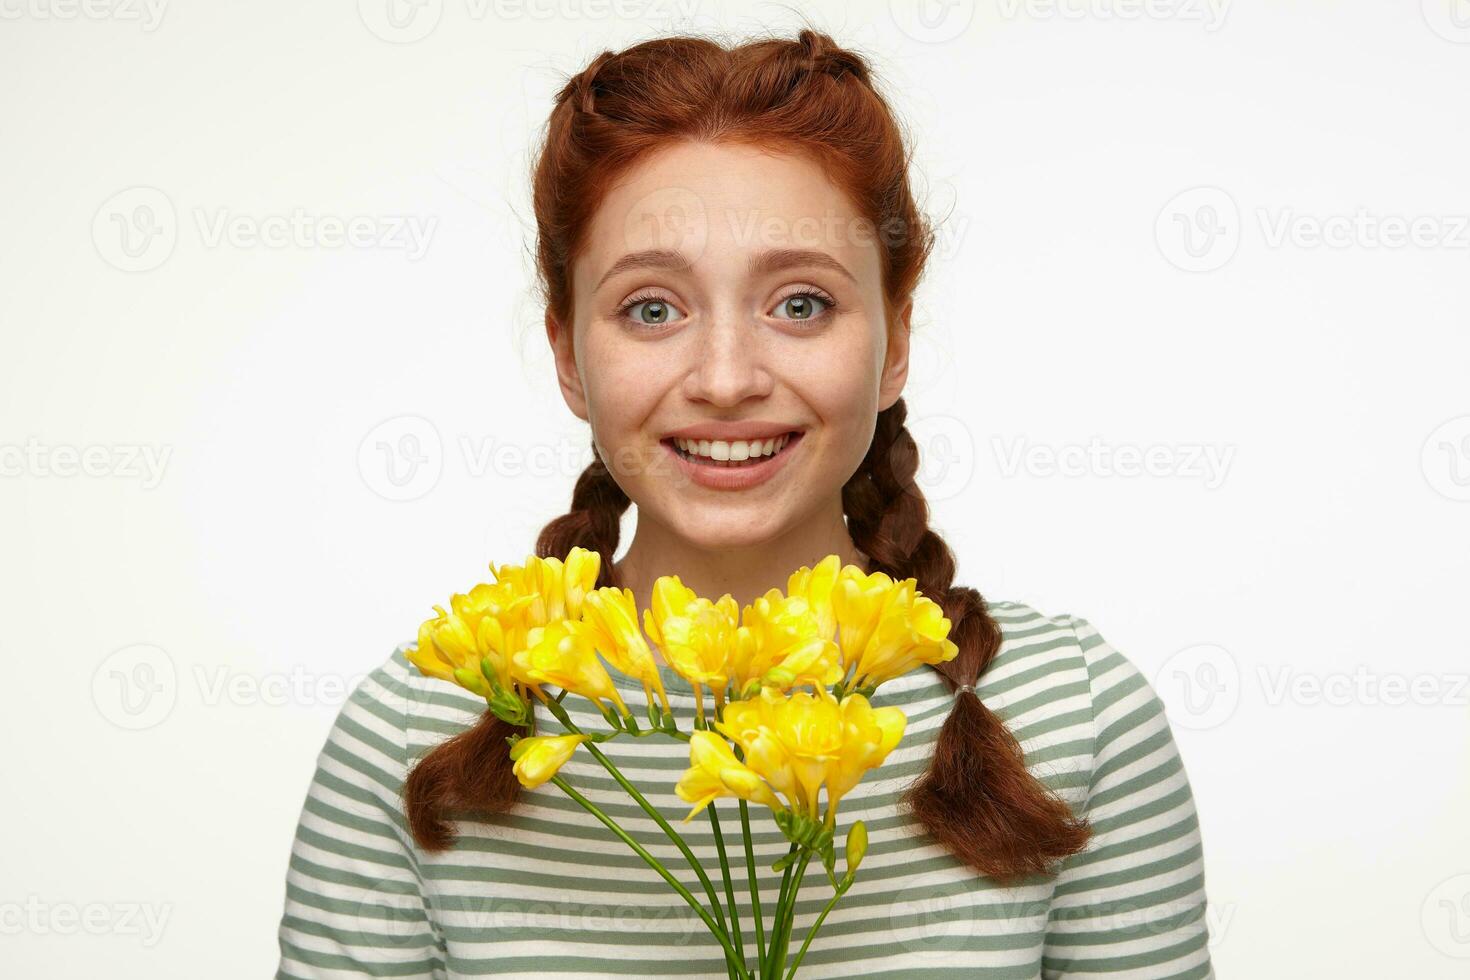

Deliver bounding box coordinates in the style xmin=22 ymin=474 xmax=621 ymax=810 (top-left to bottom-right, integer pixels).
xmin=845 ymin=820 xmax=868 ymax=879
xmin=508 ymin=733 xmax=588 ymax=788
xmin=452 ymin=666 xmax=489 ymax=698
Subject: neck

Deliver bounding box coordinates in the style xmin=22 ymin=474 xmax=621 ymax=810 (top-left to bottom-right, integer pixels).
xmin=612 ymin=500 xmax=868 ymax=668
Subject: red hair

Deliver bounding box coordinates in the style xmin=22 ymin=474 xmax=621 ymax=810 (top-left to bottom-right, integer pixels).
xmin=405 ymin=27 xmax=1090 ymax=885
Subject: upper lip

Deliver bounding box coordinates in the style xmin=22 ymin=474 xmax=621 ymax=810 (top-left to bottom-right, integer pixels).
xmin=663 ymin=422 xmax=804 ymax=442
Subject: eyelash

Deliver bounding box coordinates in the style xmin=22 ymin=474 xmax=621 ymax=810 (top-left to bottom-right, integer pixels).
xmin=615 ymin=287 xmax=839 ymax=327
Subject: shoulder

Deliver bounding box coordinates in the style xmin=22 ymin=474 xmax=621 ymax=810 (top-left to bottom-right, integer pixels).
xmin=322 ymin=642 xmax=488 ymax=775
xmin=377 ymin=641 xmax=495 ymax=761
xmin=979 ymin=599 xmax=1180 ymax=786
xmin=987 ymin=600 xmax=1195 ymax=812
xmin=973 ymin=598 xmax=1098 ymax=722
xmin=982 ymin=598 xmax=1160 ymax=716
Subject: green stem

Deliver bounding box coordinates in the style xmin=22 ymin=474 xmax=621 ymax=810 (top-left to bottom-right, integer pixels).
xmin=739 ymin=799 xmax=766 ymax=973
xmin=707 ymin=801 xmax=745 ymax=978
xmin=782 ymin=879 xmax=850 ymax=980
xmin=769 ymin=851 xmax=813 ymax=979
xmin=550 ymin=706 xmax=740 ymax=973
xmin=763 ymin=844 xmax=797 ymax=980
xmin=550 ymin=775 xmax=746 ymax=976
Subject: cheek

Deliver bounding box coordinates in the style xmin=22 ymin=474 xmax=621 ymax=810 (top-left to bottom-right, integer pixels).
xmin=580 ymin=330 xmax=668 ymax=436
xmin=786 ymin=338 xmax=881 ymax=425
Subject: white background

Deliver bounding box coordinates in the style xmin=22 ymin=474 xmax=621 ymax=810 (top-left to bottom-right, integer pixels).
xmin=2 ymin=1 xmax=1468 ymax=977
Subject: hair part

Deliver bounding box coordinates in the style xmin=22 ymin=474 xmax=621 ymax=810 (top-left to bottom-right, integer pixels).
xmin=404 ymin=27 xmax=1090 ymax=885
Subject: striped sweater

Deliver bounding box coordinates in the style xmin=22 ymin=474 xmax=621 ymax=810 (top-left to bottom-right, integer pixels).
xmin=274 ymin=600 xmax=1214 ymax=978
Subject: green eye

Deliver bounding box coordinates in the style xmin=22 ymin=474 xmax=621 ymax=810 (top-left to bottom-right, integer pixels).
xmin=632 ymin=300 xmax=669 ymax=324
xmin=773 ymin=292 xmax=832 ymax=321
xmin=621 ymin=296 xmax=682 ymax=326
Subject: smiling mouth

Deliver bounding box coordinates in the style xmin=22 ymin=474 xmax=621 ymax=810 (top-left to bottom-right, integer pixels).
xmin=664 ymin=431 xmax=803 ymax=467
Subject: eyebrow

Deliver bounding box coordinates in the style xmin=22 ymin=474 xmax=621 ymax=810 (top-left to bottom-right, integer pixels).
xmin=594 ymin=247 xmax=857 ymax=290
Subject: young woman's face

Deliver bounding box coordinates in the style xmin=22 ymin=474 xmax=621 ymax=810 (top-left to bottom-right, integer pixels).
xmin=548 ymin=140 xmax=910 ymax=551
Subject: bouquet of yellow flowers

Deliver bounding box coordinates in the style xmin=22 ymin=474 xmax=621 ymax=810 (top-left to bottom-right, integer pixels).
xmin=407 ymin=547 xmax=958 ymax=979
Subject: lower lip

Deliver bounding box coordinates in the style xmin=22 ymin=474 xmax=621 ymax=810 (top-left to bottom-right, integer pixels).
xmin=663 ymin=432 xmax=804 ymax=491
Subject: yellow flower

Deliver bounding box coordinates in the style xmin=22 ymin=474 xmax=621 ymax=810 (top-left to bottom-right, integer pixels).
xmin=509 ymin=733 xmax=588 ymax=788
xmin=785 ymin=554 xmax=842 ymax=641
xmin=408 ymin=604 xmax=479 ymax=686
xmin=730 ymin=590 xmax=842 ymax=696
xmin=825 ymin=694 xmax=906 ymax=812
xmin=406 ymin=548 xmax=603 ymax=700
xmin=716 ymin=689 xmax=800 ymax=806
xmin=675 ymin=730 xmax=783 ymax=821
xmin=769 ymin=686 xmax=846 ymax=817
xmin=580 ymin=586 xmax=670 ymax=713
xmin=511 ymin=619 xmax=629 ymax=717
xmin=713 ymin=686 xmax=906 ymax=819
xmin=717 ymin=687 xmax=836 ymax=817
xmin=463 ymin=580 xmax=541 ymax=692
xmin=833 ymin=568 xmax=958 ymax=689
xmin=642 ymin=575 xmax=739 ymax=711
xmin=490 ymin=546 xmax=601 ymax=624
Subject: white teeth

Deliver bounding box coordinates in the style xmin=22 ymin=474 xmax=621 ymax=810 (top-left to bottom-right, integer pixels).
xmin=674 ymin=432 xmax=792 ymax=462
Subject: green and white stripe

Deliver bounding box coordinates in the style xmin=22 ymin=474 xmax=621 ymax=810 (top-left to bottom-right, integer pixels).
xmin=275 ymin=601 xmax=1213 ymax=978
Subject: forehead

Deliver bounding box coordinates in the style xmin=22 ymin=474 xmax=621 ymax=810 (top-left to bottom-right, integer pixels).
xmin=574 ymin=140 xmax=883 ymax=296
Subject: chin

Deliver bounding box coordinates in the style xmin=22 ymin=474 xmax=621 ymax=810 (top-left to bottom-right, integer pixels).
xmin=666 ymin=509 xmax=786 ymax=551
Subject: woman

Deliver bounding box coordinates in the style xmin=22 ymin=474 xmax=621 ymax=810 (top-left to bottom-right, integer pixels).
xmin=275 ymin=28 xmax=1212 ymax=979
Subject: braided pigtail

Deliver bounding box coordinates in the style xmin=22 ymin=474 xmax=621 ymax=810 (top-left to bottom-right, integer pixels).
xmin=404 ymin=442 xmax=629 ymax=850
xmin=845 ymin=398 xmax=1092 ymax=883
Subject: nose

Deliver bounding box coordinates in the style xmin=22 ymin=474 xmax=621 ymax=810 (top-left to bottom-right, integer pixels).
xmin=680 ymin=314 xmax=774 ymax=407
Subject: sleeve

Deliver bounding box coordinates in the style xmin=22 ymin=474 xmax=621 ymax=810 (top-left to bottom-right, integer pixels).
xmin=1041 ymin=616 xmax=1214 ymax=979
xmin=274 ymin=648 xmax=447 ymax=979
